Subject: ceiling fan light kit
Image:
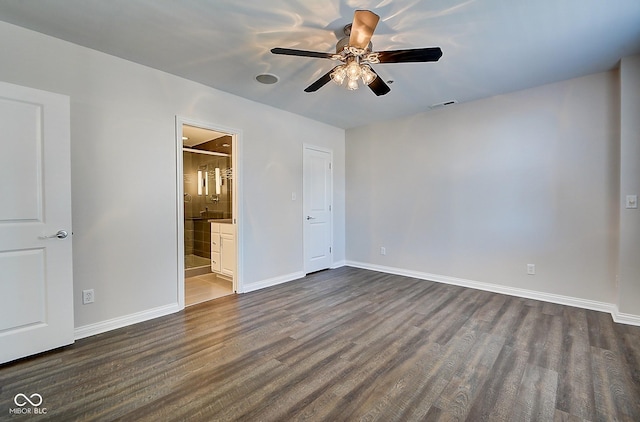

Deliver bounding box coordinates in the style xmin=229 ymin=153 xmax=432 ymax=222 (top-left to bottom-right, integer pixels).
xmin=271 ymin=10 xmax=442 ymax=96
xmin=330 ymin=59 xmax=376 ymax=90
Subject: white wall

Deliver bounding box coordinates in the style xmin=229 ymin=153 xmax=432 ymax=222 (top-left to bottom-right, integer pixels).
xmin=619 ymin=55 xmax=640 ymax=316
xmin=0 ymin=21 xmax=345 ymax=330
xmin=346 ymin=71 xmax=621 ymax=307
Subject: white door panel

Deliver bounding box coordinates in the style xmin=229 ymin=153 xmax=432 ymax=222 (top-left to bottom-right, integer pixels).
xmin=0 ymin=81 xmax=74 ymax=364
xmin=303 ymin=146 xmax=332 ymax=273
xmin=0 ymin=249 xmax=45 ymax=331
xmin=0 ymin=98 xmax=42 ymax=221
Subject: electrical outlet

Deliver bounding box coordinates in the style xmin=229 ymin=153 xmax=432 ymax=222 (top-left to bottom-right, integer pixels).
xmin=527 ymin=264 xmax=535 ymax=275
xmin=380 ymin=247 xmax=386 ymax=255
xmin=82 ymin=289 xmax=95 ymax=304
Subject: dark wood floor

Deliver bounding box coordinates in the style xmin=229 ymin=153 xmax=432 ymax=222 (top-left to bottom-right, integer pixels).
xmin=1 ymin=267 xmax=639 ymax=421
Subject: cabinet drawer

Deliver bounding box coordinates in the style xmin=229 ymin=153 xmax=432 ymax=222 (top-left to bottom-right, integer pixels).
xmin=220 ymin=223 xmax=234 ymax=235
xmin=210 ymin=222 xmax=220 ymax=233
xmin=211 ymin=234 xmax=220 ymax=252
xmin=211 ymin=252 xmax=221 ymax=272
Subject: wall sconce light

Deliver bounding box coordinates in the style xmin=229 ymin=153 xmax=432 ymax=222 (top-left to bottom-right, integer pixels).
xmin=215 ymin=168 xmax=221 ymax=195
xmin=197 ymin=170 xmax=208 ymax=196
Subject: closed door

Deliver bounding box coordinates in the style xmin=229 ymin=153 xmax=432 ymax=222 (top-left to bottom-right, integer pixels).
xmin=0 ymin=81 xmax=74 ymax=364
xmin=303 ymin=146 xmax=332 ymax=274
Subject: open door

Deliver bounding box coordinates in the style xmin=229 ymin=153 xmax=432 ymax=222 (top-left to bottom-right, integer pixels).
xmin=0 ymin=81 xmax=74 ymax=364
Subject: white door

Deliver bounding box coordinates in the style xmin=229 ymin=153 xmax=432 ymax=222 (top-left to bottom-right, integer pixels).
xmin=303 ymin=146 xmax=332 ymax=274
xmin=0 ymin=81 xmax=74 ymax=364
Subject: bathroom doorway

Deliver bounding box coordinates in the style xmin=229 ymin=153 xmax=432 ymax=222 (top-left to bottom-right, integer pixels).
xmin=177 ymin=119 xmax=239 ymax=307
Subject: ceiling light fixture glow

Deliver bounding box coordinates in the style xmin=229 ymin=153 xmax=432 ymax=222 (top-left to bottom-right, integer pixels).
xmin=330 ymin=56 xmax=376 ymax=91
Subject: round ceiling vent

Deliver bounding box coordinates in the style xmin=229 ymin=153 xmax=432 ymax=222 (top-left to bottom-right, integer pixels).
xmin=255 ymin=73 xmax=279 ymax=84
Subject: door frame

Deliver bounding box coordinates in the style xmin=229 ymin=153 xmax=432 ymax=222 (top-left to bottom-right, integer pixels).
xmin=303 ymin=144 xmax=334 ymax=274
xmin=175 ymin=116 xmax=243 ymax=309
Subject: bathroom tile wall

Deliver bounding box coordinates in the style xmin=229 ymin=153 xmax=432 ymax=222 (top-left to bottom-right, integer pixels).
xmin=183 ymin=150 xmax=232 ymax=261
xmin=193 ymin=220 xmax=211 ymax=259
xmin=185 ymin=219 xmax=194 ymax=255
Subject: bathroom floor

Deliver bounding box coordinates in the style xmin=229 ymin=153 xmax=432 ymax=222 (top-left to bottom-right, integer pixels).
xmin=185 ymin=272 xmax=234 ymax=306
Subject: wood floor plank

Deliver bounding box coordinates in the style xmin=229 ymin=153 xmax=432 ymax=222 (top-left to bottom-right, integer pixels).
xmin=528 ymin=313 xmax=564 ymax=372
xmin=591 ymin=346 xmax=640 ymax=421
xmin=433 ymin=332 xmax=505 ymax=420
xmin=1 ymin=267 xmax=639 ymax=421
xmin=391 ymin=328 xmax=481 ymax=420
xmin=512 ymin=364 xmax=558 ymax=421
xmin=465 ymin=344 xmax=529 ymax=421
xmin=556 ymin=307 xmax=597 ymax=420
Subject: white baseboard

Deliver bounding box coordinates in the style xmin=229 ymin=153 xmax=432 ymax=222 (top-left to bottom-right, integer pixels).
xmin=346 ymin=260 xmax=640 ymax=326
xmin=74 ymin=303 xmax=181 ymax=340
xmin=612 ymin=310 xmax=640 ymax=326
xmin=242 ymin=271 xmax=305 ymax=293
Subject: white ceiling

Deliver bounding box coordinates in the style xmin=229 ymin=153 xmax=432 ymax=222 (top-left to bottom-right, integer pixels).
xmin=1 ymin=0 xmax=639 ymax=129
xmin=182 ymin=125 xmax=228 ymax=148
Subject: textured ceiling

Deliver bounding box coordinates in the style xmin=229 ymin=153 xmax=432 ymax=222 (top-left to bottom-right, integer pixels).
xmin=1 ymin=0 xmax=639 ymax=129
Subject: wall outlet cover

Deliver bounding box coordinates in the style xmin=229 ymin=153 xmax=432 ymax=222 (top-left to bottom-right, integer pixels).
xmin=82 ymin=289 xmax=95 ymax=304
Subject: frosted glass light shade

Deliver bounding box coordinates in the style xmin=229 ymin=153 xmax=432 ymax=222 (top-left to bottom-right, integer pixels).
xmin=346 ymin=61 xmax=361 ymax=80
xmin=331 ymin=65 xmax=346 ymax=85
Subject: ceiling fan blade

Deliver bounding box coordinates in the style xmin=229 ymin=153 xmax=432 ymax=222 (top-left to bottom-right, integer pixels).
xmin=367 ymin=68 xmax=390 ymax=96
xmin=304 ymin=67 xmax=337 ymax=92
xmin=376 ymin=47 xmax=443 ymax=63
xmin=349 ymin=10 xmax=380 ymax=49
xmin=271 ymin=47 xmax=334 ymax=59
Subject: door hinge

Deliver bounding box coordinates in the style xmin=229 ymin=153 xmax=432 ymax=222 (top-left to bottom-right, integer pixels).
xmin=329 ymin=205 xmax=331 ymax=211
xmin=329 ymin=247 xmax=332 ymax=253
xmin=329 ymin=162 xmax=332 ymax=170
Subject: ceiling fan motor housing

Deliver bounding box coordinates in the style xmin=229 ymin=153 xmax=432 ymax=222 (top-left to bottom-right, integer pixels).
xmin=336 ymin=36 xmax=372 ymax=54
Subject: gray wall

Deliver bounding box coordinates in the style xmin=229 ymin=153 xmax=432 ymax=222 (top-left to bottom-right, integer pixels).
xmin=346 ymin=71 xmax=624 ymax=310
xmin=0 ymin=21 xmax=346 ymax=330
xmin=619 ymin=55 xmax=640 ymax=316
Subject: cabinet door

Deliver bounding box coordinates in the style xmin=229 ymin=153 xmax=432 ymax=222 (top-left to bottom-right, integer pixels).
xmin=211 ymin=233 xmax=220 ymax=253
xmin=220 ymin=233 xmax=235 ymax=277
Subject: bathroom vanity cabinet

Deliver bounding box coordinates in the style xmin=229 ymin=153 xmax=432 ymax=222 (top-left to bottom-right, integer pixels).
xmin=210 ymin=222 xmax=235 ymax=277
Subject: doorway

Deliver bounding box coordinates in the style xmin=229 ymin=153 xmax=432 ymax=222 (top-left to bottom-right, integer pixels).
xmin=176 ymin=118 xmax=240 ymax=308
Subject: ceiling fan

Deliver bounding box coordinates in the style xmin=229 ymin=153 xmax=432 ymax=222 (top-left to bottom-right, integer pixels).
xmin=271 ymin=10 xmax=443 ymax=96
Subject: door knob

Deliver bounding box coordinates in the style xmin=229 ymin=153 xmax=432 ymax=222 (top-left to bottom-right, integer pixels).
xmin=306 ymin=216 xmax=316 ymax=220
xmin=43 ymin=230 xmax=68 ymax=239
